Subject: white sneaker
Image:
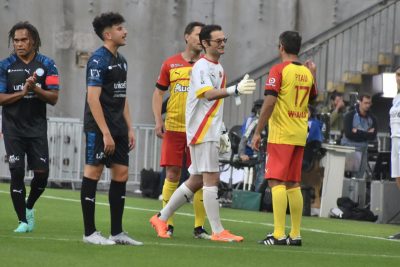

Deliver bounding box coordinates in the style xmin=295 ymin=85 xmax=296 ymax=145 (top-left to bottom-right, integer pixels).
xmin=83 ymin=231 xmax=116 ymax=245
xmin=329 ymin=207 xmax=343 ymax=218
xmin=109 ymin=232 xmax=143 ymax=246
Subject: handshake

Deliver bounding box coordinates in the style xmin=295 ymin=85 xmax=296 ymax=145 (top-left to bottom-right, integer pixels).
xmin=227 ymin=74 xmax=256 ymax=96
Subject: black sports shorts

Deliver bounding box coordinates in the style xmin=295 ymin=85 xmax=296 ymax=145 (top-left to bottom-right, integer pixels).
xmin=3 ymin=134 xmax=49 ymax=171
xmin=85 ymin=131 xmax=129 ymax=168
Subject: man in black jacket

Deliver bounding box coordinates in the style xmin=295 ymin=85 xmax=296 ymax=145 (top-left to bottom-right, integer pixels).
xmin=341 ymin=94 xmax=377 ymax=178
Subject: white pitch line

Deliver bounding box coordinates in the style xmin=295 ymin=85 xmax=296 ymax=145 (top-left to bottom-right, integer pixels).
xmin=0 ymin=234 xmax=399 ymax=259
xmin=0 ymin=190 xmax=396 ymax=242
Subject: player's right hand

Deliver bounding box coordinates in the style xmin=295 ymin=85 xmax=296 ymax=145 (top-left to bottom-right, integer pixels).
xmin=103 ymin=132 xmax=115 ymax=155
xmin=155 ymin=122 xmax=165 ymax=138
xmin=237 ymin=74 xmax=256 ymax=95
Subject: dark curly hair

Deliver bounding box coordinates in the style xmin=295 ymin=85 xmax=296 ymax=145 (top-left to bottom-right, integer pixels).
xmin=8 ymin=21 xmax=41 ymax=53
xmin=92 ymin=12 xmax=125 ymax=40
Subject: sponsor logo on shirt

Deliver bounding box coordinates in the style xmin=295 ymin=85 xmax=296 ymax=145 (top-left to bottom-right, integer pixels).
xmin=13 ymin=83 xmax=24 ymax=91
xmin=287 ymin=110 xmax=308 ymax=118
xmin=175 ymin=83 xmax=189 ymax=92
xmin=108 ymin=64 xmax=125 ymax=70
xmin=90 ymin=69 xmax=101 ymax=78
xmin=170 ymin=63 xmax=183 ymax=68
xmin=114 ymin=81 xmax=127 ymax=89
xmin=266 ymin=77 xmax=276 ymax=86
xmin=8 ymin=68 xmax=24 ymax=73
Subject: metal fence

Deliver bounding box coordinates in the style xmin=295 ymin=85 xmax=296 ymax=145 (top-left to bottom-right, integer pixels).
xmin=0 ymin=117 xmax=162 ymax=187
xmin=224 ymin=0 xmax=400 ymax=129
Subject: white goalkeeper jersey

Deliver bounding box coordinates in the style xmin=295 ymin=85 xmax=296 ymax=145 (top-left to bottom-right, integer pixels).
xmin=390 ymin=93 xmax=400 ymax=137
xmin=186 ymin=57 xmax=226 ymax=145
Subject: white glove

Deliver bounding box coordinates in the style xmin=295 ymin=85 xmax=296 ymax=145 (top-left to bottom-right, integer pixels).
xmin=219 ymin=132 xmax=231 ymax=154
xmin=227 ymin=74 xmax=256 ymax=96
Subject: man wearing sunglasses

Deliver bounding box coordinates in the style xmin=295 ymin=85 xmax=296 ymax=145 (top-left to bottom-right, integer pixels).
xmin=150 ymin=24 xmax=256 ymax=242
xmin=152 ymin=22 xmax=211 ymax=239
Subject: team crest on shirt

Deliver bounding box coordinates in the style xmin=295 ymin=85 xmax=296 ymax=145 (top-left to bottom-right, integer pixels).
xmin=200 ymin=70 xmax=205 ymax=84
xmin=35 ymin=68 xmax=44 ymax=77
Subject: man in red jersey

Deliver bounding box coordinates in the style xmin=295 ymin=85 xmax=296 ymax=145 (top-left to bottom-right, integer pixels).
xmin=252 ymin=31 xmax=317 ymax=246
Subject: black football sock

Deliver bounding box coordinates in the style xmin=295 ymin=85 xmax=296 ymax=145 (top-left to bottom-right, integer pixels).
xmin=109 ymin=180 xmax=126 ymax=236
xmin=26 ymin=171 xmax=48 ymax=209
xmin=81 ymin=176 xmax=98 ymax=236
xmin=10 ymin=168 xmax=27 ymax=223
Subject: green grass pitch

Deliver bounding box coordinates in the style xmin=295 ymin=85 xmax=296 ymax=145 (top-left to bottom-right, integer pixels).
xmin=0 ymin=182 xmax=399 ymax=267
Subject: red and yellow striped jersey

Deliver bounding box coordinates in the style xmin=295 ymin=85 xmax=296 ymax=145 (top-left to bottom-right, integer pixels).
xmin=156 ymin=54 xmax=192 ymax=132
xmin=265 ymin=61 xmax=317 ymax=146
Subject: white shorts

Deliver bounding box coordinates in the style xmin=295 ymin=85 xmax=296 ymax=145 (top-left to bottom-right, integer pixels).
xmin=188 ymin=141 xmax=219 ymax=175
xmin=391 ymin=137 xmax=400 ymax=178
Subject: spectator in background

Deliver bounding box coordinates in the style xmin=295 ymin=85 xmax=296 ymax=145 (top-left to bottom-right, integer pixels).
xmin=329 ymin=91 xmax=346 ymax=132
xmin=302 ymin=105 xmax=324 ymax=215
xmin=303 ymin=105 xmax=323 ymax=172
xmin=238 ymin=99 xmax=266 ymax=191
xmin=341 ymin=94 xmax=377 ymax=178
xmin=239 ymin=99 xmax=264 ymax=161
xmin=388 ymin=66 xmax=400 ymax=239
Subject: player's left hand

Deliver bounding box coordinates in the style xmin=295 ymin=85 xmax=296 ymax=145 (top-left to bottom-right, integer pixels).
xmin=128 ymin=128 xmax=136 ymax=151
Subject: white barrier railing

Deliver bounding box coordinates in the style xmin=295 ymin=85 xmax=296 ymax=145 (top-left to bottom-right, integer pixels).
xmin=0 ymin=117 xmax=162 ymax=187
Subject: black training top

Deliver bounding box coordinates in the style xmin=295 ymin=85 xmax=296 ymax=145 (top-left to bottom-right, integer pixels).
xmin=84 ymin=46 xmax=128 ymax=136
xmin=0 ymin=53 xmax=60 ymax=137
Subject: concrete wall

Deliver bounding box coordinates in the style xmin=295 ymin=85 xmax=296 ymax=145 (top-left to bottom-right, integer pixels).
xmin=0 ymin=0 xmax=380 ymax=125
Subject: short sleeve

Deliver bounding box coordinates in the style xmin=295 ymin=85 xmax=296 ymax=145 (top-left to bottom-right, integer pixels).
xmin=0 ymin=60 xmax=7 ymax=93
xmin=265 ymin=65 xmax=282 ymax=94
xmin=44 ymin=58 xmax=60 ymax=90
xmin=87 ymin=55 xmax=106 ymax=87
xmin=155 ymin=62 xmax=170 ymax=91
xmin=192 ymin=62 xmax=213 ymax=98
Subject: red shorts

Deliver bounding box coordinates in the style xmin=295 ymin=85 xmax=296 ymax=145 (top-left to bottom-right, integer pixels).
xmin=160 ymin=130 xmax=191 ymax=167
xmin=265 ymin=143 xmax=304 ymax=183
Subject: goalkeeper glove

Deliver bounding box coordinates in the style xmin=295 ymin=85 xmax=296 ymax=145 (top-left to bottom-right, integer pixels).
xmin=227 ymin=74 xmax=256 ymax=96
xmin=219 ymin=132 xmax=231 ymax=154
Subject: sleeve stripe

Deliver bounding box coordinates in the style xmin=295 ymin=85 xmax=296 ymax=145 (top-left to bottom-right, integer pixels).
xmin=195 ymin=86 xmax=213 ymax=98
xmin=264 ymin=90 xmax=278 ymax=97
xmin=156 ymin=83 xmax=169 ymax=91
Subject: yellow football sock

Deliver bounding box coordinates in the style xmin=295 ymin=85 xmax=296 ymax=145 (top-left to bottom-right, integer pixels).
xmin=162 ymin=179 xmax=179 ymax=226
xmin=271 ymin=184 xmax=287 ymax=239
xmin=193 ymin=189 xmax=206 ymax=228
xmin=287 ymin=187 xmax=303 ymax=238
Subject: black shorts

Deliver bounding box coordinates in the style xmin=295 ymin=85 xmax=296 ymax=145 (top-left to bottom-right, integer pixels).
xmin=85 ymin=132 xmax=129 ymax=168
xmin=3 ymin=135 xmax=49 ymax=171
